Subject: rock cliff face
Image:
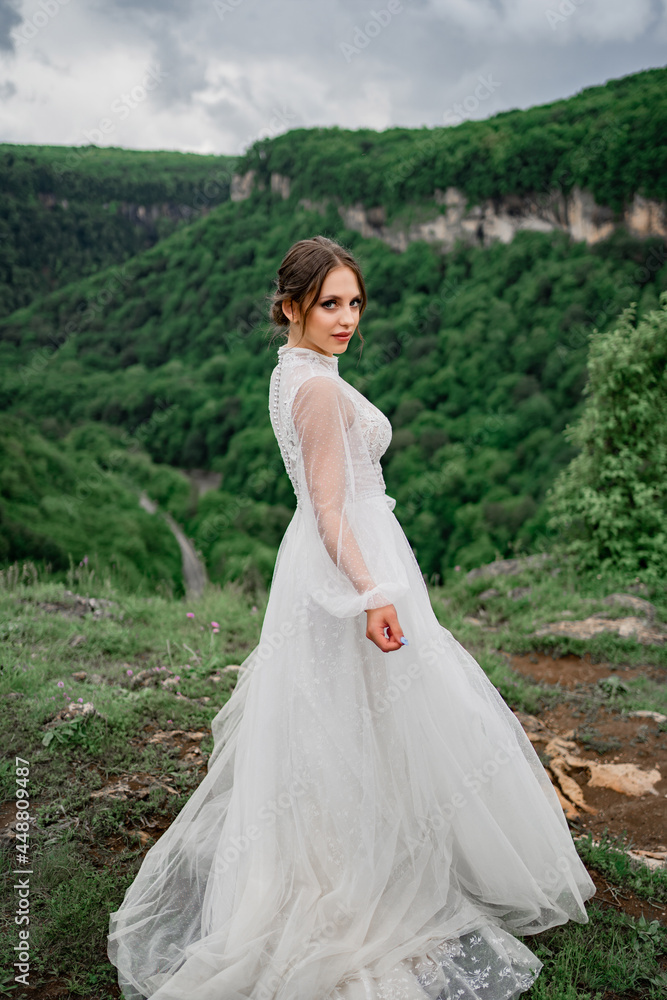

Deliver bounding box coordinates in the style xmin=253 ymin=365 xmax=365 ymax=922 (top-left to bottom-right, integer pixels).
xmin=36 ymin=192 xmax=212 ymax=226
xmin=230 ymin=170 xmax=257 ymax=202
xmin=32 ymin=170 xmax=667 ymax=250
xmin=230 ymin=169 xmax=667 ymax=250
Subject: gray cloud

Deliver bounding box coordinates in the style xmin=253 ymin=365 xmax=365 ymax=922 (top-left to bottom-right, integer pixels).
xmin=0 ymin=0 xmax=21 ymax=51
xmin=0 ymin=0 xmax=664 ymax=153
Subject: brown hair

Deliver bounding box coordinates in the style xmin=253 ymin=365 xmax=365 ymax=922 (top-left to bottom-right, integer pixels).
xmin=269 ymin=235 xmax=367 ymax=350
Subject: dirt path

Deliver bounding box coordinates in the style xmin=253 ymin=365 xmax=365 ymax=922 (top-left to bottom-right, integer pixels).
xmin=506 ymin=649 xmax=667 ymax=858
xmin=139 ymin=490 xmax=207 ymax=599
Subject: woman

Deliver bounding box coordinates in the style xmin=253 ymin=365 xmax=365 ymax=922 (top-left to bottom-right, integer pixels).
xmin=108 ymin=236 xmax=596 ymax=1000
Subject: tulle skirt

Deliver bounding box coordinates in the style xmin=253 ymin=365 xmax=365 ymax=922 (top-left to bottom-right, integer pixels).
xmin=107 ymin=499 xmax=596 ymax=999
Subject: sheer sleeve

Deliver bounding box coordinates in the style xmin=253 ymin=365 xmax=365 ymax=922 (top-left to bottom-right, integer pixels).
xmin=292 ymin=375 xmax=409 ymax=618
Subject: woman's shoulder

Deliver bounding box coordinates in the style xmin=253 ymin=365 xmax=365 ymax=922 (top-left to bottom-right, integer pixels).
xmin=278 ymin=360 xmax=343 ymax=394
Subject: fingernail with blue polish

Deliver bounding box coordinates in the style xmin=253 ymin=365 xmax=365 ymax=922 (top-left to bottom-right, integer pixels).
xmin=399 ymin=636 xmax=409 ymax=645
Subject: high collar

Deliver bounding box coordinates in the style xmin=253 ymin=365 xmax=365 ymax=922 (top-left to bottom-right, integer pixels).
xmin=277 ymin=344 xmax=339 ymax=369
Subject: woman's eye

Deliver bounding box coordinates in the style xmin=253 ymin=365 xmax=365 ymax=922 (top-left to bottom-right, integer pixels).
xmin=322 ymin=298 xmax=361 ymax=310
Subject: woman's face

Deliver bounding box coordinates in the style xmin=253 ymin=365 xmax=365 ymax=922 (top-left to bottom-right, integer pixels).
xmin=283 ymin=265 xmax=363 ymax=357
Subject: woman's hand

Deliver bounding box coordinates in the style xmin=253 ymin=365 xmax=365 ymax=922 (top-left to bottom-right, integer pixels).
xmin=365 ymin=605 xmax=407 ymax=652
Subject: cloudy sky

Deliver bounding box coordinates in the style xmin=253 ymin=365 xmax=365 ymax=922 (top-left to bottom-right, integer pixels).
xmin=0 ymin=0 xmax=665 ymax=155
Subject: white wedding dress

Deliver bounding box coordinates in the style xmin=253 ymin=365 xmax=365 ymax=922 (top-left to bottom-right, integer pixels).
xmin=108 ymin=343 xmax=596 ymax=1000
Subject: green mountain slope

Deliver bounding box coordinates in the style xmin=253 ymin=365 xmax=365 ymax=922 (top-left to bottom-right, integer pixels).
xmin=0 ymin=144 xmax=236 ymax=317
xmin=0 ymin=414 xmax=189 ymax=594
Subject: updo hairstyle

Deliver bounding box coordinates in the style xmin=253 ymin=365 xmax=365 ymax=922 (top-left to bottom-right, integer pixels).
xmin=269 ymin=235 xmax=367 ymax=348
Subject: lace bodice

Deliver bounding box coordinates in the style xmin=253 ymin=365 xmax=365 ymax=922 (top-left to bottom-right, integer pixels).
xmin=268 ymin=343 xmax=406 ymax=616
xmin=269 ymin=344 xmax=393 ymax=505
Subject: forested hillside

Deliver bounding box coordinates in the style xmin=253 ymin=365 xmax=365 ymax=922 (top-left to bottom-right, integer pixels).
xmin=238 ymin=65 xmax=667 ymax=216
xmin=0 ymin=66 xmax=665 ymax=592
xmin=0 ymin=414 xmax=188 ymax=595
xmin=0 ymin=145 xmax=236 ymax=317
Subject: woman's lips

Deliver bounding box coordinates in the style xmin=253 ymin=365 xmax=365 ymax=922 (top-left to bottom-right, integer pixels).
xmin=332 ymin=334 xmax=351 ymax=340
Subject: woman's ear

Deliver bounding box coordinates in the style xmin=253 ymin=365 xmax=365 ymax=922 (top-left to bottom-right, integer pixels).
xmin=282 ymin=299 xmax=300 ymax=325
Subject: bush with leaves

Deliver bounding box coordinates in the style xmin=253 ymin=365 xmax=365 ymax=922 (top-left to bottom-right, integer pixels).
xmin=546 ymin=291 xmax=667 ymax=580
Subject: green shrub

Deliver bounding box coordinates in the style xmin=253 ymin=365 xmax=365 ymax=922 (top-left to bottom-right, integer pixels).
xmin=546 ymin=292 xmax=667 ymax=580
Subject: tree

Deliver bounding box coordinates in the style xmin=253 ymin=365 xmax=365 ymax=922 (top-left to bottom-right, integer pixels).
xmin=546 ymin=292 xmax=667 ymax=580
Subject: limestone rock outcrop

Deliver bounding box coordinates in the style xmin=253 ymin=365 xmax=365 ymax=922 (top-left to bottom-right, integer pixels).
xmin=230 ymin=170 xmax=666 ymax=251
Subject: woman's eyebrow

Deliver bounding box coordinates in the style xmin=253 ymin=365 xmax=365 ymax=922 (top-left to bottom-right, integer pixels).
xmin=318 ymin=293 xmax=360 ymax=301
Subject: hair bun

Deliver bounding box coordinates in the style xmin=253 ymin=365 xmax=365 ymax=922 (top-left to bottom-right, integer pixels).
xmin=271 ymin=302 xmax=289 ymax=326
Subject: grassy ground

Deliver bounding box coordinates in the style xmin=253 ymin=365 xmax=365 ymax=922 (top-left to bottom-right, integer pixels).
xmin=1 ymin=558 xmax=666 ymax=998
xmin=429 ymin=559 xmax=667 ymax=718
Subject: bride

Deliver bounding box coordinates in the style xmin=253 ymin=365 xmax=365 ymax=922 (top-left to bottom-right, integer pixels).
xmin=107 ymin=235 xmax=596 ymax=999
